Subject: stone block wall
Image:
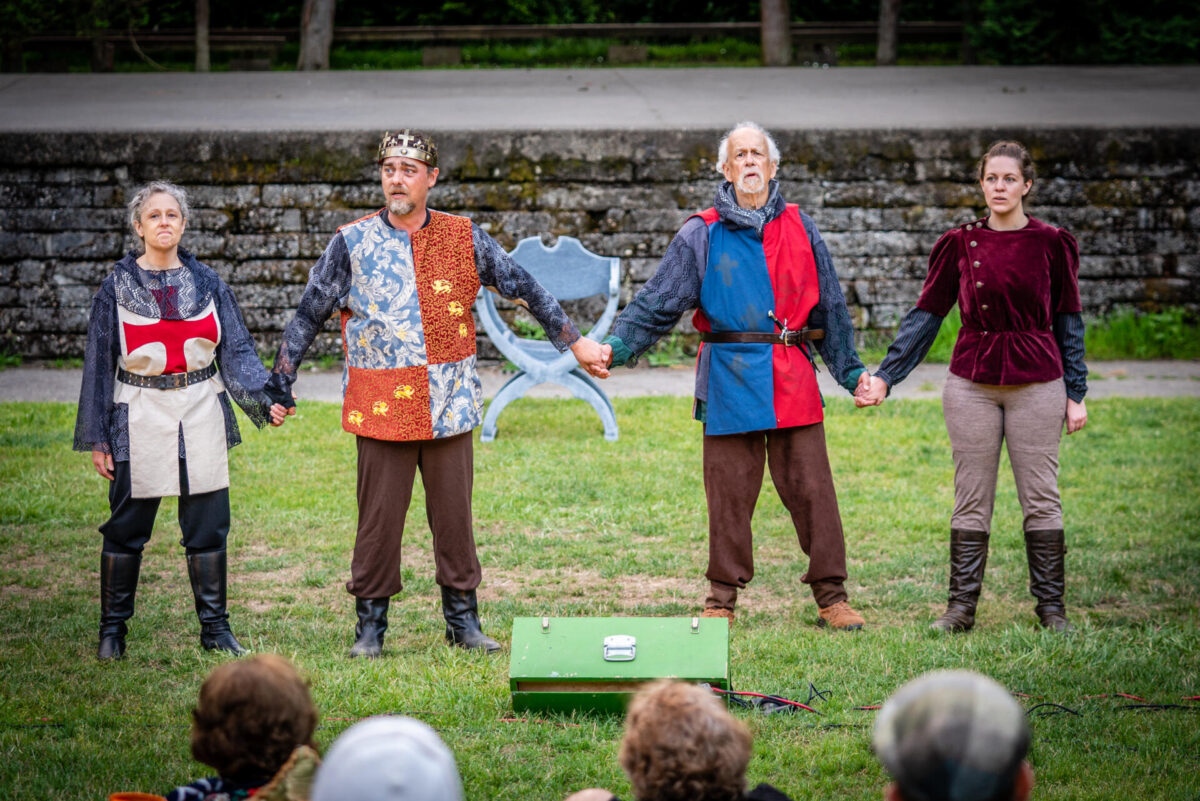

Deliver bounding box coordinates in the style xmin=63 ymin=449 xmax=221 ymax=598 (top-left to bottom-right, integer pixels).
xmin=1 ymin=128 xmax=1197 ymax=362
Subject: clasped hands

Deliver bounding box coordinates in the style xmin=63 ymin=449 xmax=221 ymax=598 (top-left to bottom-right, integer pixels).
xmin=854 ymin=372 xmax=888 ymax=408
xmin=571 ymin=337 xmax=612 ymax=379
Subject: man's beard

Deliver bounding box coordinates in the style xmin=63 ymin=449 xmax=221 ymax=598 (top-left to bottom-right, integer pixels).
xmin=388 ymin=196 xmax=415 ymax=216
xmin=736 ymin=173 xmax=764 ymax=195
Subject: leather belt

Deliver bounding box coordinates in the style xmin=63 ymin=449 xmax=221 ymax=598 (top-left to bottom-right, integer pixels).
xmin=117 ymin=363 xmax=217 ymax=390
xmin=700 ymin=329 xmax=824 ymax=346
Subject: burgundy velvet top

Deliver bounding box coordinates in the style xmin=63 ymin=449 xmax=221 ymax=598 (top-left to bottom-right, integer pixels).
xmin=916 ymin=215 xmax=1081 ymax=387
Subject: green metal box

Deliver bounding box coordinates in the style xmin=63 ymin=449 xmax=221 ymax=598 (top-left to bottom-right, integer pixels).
xmin=509 ymin=616 xmax=730 ymax=714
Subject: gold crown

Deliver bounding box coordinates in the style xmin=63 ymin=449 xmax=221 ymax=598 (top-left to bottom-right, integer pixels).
xmin=377 ymin=129 xmax=438 ymax=167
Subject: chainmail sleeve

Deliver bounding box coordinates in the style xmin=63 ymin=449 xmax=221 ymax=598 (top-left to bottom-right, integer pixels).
xmin=265 ymin=232 xmax=352 ymax=405
xmin=607 ymin=216 xmax=707 ymax=365
xmin=73 ymin=278 xmax=119 ymax=454
xmin=804 ymin=212 xmax=866 ymax=393
xmin=213 ymin=279 xmax=272 ymax=429
xmin=472 ymin=223 xmax=580 ymax=351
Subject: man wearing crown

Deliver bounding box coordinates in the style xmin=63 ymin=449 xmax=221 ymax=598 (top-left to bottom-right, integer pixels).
xmin=266 ymin=130 xmax=611 ymax=657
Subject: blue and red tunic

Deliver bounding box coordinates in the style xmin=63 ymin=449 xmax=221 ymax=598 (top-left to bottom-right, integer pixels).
xmin=692 ymin=204 xmax=824 ymax=436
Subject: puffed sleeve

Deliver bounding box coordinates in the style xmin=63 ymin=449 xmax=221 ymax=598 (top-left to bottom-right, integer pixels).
xmin=1051 ymin=228 xmax=1082 ymax=314
xmin=914 ymin=229 xmax=962 ymax=317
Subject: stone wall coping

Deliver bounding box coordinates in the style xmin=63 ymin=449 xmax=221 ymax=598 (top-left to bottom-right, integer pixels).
xmin=2 ymin=66 xmax=1199 ymax=133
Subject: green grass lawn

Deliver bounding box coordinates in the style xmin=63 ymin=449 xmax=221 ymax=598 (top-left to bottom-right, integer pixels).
xmin=1 ymin=397 xmax=1197 ymax=799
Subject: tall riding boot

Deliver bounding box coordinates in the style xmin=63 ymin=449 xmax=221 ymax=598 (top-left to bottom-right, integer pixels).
xmin=441 ymin=587 xmax=501 ymax=653
xmin=1025 ymin=529 xmax=1072 ymax=632
xmin=349 ymin=597 xmax=389 ymax=658
xmin=930 ymin=529 xmax=990 ymax=632
xmin=186 ymin=549 xmax=247 ymax=654
xmin=98 ymin=552 xmax=141 ymax=659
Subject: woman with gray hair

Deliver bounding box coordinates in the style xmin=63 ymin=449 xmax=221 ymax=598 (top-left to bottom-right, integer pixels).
xmin=74 ymin=180 xmax=289 ymax=660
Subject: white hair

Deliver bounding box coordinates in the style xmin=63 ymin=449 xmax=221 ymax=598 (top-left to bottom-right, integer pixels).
xmin=127 ymin=180 xmax=190 ymax=240
xmin=716 ymin=121 xmax=781 ymax=172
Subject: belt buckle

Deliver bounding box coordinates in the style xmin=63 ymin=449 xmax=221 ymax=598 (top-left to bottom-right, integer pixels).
xmin=168 ymin=372 xmax=186 ymax=390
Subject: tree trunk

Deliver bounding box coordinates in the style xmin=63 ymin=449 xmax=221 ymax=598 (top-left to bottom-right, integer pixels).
xmin=876 ymin=0 xmax=901 ymax=66
xmin=960 ymin=0 xmax=977 ymax=65
xmin=195 ymin=0 xmax=210 ymax=72
xmin=297 ymin=0 xmax=337 ymax=71
xmin=760 ymin=0 xmax=791 ymax=67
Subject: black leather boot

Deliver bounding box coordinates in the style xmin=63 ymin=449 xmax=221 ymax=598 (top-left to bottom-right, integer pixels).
xmin=441 ymin=587 xmax=500 ymax=653
xmin=349 ymin=597 xmax=389 ymax=658
xmin=1025 ymin=529 xmax=1072 ymax=632
xmin=186 ymin=549 xmax=247 ymax=655
xmin=930 ymin=529 xmax=989 ymax=632
xmin=98 ymin=551 xmax=141 ymax=660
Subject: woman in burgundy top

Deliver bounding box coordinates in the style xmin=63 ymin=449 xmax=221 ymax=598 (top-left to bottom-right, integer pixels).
xmin=858 ymin=140 xmax=1088 ymax=633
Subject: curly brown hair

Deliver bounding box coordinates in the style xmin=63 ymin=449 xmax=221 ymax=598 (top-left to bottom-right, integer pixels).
xmin=618 ymin=680 xmax=752 ymax=801
xmin=190 ymin=654 xmax=318 ymax=784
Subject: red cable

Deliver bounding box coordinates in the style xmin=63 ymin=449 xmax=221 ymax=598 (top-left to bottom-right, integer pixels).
xmin=711 ymin=687 xmax=820 ymax=714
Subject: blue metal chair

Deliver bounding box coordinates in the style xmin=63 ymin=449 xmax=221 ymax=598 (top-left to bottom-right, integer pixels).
xmin=476 ymin=235 xmax=620 ymax=442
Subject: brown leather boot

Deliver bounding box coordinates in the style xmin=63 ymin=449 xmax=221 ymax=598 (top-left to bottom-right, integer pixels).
xmin=701 ymin=580 xmax=737 ymax=622
xmin=930 ymin=529 xmax=989 ymax=632
xmin=1025 ymin=529 xmax=1072 ymax=632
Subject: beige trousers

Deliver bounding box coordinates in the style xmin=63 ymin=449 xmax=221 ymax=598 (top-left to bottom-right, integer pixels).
xmin=942 ymin=374 xmax=1066 ymax=533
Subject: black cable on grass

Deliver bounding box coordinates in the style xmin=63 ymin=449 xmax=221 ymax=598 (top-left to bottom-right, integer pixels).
xmin=806 ymin=682 xmax=833 ymax=704
xmin=1026 ymin=702 xmax=1082 ymax=717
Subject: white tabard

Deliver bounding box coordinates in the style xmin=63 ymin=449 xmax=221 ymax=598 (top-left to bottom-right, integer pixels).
xmin=115 ymin=299 xmax=229 ymax=498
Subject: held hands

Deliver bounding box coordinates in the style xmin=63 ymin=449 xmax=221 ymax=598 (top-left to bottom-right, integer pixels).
xmin=854 ymin=372 xmax=889 ymax=408
xmin=268 ymin=391 xmax=299 ymax=427
xmin=1065 ymin=398 xmax=1087 ymax=434
xmin=571 ymin=337 xmax=612 ymax=379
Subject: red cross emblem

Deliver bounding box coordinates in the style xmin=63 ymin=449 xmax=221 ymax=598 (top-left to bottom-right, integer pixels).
xmin=123 ymin=312 xmax=219 ymax=374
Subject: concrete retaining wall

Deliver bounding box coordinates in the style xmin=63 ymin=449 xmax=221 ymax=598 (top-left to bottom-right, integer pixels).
xmin=2 ymin=128 xmax=1197 ymax=362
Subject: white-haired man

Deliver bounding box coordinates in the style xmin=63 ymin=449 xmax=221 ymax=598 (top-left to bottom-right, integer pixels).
xmin=604 ymin=121 xmax=870 ymax=629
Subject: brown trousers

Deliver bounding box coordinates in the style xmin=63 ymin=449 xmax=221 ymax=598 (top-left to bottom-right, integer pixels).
xmin=942 ymin=374 xmax=1066 ymax=533
xmin=347 ymin=433 xmax=482 ymax=599
xmin=703 ymin=423 xmax=849 ymax=608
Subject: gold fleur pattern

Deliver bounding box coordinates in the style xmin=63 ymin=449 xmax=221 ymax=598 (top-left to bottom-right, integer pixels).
xmin=343 ymin=365 xmax=434 ymax=440
xmin=335 ymin=212 xmax=479 ymax=442
xmin=412 ymin=212 xmax=479 ymax=366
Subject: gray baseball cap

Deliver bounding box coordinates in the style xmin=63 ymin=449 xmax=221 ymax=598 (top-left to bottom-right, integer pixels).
xmin=872 ymin=670 xmax=1030 ymax=801
xmin=311 ymin=715 xmax=463 ymax=801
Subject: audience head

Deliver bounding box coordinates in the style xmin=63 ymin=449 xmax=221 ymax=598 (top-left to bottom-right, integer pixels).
xmin=311 ymin=715 xmax=463 ymax=801
xmin=872 ymin=670 xmax=1033 ymax=801
xmin=190 ymin=654 xmax=318 ymax=785
xmin=618 ymin=680 xmax=752 ymax=801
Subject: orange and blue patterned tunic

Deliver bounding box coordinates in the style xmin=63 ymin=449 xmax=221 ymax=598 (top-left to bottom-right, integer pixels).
xmin=267 ymin=208 xmax=580 ymax=441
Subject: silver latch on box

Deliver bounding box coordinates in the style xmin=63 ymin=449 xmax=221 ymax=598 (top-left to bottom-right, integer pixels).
xmin=602 ymin=634 xmax=637 ymax=661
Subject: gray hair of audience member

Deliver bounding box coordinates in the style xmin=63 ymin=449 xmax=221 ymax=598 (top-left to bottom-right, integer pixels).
xmin=127 ymin=180 xmax=190 ymax=239
xmin=715 ymin=121 xmax=781 ymax=172
xmin=872 ymin=670 xmax=1031 ymax=801
xmin=311 ymin=715 xmax=464 ymax=801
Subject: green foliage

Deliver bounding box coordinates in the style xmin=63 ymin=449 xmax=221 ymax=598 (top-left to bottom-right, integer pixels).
xmin=644 ymin=332 xmax=697 ymax=366
xmin=1085 ymin=306 xmax=1200 ymax=360
xmin=0 ymin=350 xmax=22 ymax=370
xmin=971 ymin=0 xmax=1200 ymax=64
xmin=0 ymin=397 xmax=1198 ymax=798
xmin=861 ymin=305 xmax=1200 ymax=364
